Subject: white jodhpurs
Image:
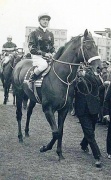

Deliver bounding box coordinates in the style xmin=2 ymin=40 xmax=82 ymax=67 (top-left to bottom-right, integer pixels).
xmin=32 ymin=55 xmax=48 ymax=75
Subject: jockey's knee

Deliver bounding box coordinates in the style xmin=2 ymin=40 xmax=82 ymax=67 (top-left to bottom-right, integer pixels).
xmin=40 ymin=61 xmax=48 ymax=71
xmin=37 ymin=62 xmax=48 ymax=72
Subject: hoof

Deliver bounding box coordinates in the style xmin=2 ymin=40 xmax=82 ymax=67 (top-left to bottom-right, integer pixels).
xmin=19 ymin=138 xmax=23 ymax=143
xmin=18 ymin=135 xmax=23 ymax=143
xmin=56 ymin=151 xmax=65 ymax=161
xmin=25 ymin=133 xmax=29 ymax=137
xmin=95 ymin=160 xmax=102 ymax=168
xmin=40 ymin=146 xmax=51 ymax=153
xmin=59 ymin=155 xmax=65 ymax=161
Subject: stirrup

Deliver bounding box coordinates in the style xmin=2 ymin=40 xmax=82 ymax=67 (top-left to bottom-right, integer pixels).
xmin=29 ymin=73 xmax=38 ymax=82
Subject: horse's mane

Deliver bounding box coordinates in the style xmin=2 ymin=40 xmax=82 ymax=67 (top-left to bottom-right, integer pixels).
xmin=54 ymin=35 xmax=82 ymax=60
xmin=69 ymin=35 xmax=82 ymax=50
xmin=53 ymin=46 xmax=65 ymax=60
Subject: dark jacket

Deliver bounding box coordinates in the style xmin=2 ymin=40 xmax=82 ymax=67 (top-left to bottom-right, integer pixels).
xmin=103 ymin=83 xmax=111 ymax=116
xmin=74 ymin=68 xmax=104 ymax=116
xmin=3 ymin=42 xmax=17 ymax=48
xmin=28 ymin=27 xmax=55 ymax=56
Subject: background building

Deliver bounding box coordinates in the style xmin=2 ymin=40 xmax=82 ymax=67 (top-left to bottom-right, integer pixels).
xmin=94 ymin=28 xmax=111 ymax=62
xmin=23 ymin=27 xmax=111 ymax=62
xmin=24 ymin=26 xmax=67 ymax=55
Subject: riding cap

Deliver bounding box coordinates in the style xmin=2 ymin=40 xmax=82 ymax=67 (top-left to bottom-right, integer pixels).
xmin=7 ymin=35 xmax=12 ymax=39
xmin=38 ymin=13 xmax=51 ymax=21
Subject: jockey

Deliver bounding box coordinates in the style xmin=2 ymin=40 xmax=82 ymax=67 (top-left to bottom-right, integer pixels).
xmin=28 ymin=13 xmax=55 ymax=84
xmin=2 ymin=35 xmax=17 ymax=55
xmin=1 ymin=36 xmax=17 ymax=67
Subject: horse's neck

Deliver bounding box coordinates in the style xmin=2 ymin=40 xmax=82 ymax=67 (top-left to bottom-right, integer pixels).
xmin=54 ymin=46 xmax=65 ymax=60
xmin=52 ymin=52 xmax=79 ymax=82
xmin=9 ymin=57 xmax=14 ymax=67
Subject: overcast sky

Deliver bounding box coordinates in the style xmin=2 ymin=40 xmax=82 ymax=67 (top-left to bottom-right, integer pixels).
xmin=0 ymin=0 xmax=111 ymax=51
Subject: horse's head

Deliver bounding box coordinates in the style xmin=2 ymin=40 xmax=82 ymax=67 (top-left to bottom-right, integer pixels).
xmin=59 ymin=29 xmax=102 ymax=73
xmin=9 ymin=54 xmax=23 ymax=68
xmin=78 ymin=29 xmax=102 ymax=73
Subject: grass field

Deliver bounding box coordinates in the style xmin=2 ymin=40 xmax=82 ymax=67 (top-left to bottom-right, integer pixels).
xmin=0 ymin=101 xmax=111 ymax=180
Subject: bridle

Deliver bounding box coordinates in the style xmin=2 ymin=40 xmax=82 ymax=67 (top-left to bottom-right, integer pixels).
xmin=80 ymin=37 xmax=101 ymax=65
xmin=52 ymin=36 xmax=101 ymax=85
xmin=51 ymin=36 xmax=101 ymax=110
xmin=9 ymin=55 xmax=22 ymax=69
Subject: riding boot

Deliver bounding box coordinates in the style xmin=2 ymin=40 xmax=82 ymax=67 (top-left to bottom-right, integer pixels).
xmin=29 ymin=73 xmax=38 ymax=82
xmin=28 ymin=70 xmax=41 ymax=91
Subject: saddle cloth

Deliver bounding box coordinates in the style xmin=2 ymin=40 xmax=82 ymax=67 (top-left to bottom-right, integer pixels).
xmin=24 ymin=65 xmax=51 ymax=87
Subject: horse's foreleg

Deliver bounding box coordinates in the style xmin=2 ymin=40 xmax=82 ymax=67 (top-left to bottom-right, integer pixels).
xmin=13 ymin=94 xmax=16 ymax=106
xmin=57 ymin=108 xmax=68 ymax=161
xmin=3 ymin=85 xmax=9 ymax=104
xmin=40 ymin=106 xmax=58 ymax=152
xmin=25 ymin=100 xmax=36 ymax=137
xmin=16 ymin=93 xmax=23 ymax=142
xmin=3 ymin=82 xmax=11 ymax=104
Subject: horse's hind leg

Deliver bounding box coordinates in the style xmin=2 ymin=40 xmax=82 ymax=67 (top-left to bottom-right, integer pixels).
xmin=25 ymin=100 xmax=36 ymax=137
xmin=16 ymin=92 xmax=24 ymax=142
xmin=23 ymin=93 xmax=28 ymax=110
xmin=12 ymin=84 xmax=16 ymax=106
xmin=56 ymin=108 xmax=68 ymax=161
xmin=40 ymin=106 xmax=58 ymax=152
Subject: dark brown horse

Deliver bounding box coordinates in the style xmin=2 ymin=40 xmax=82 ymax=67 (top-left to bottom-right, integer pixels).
xmin=12 ymin=29 xmax=102 ymax=160
xmin=1 ymin=54 xmax=23 ymax=104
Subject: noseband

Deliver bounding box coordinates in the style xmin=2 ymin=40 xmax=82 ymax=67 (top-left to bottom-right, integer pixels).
xmin=80 ymin=37 xmax=101 ymax=65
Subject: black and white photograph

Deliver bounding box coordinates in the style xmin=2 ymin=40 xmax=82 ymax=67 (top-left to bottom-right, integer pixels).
xmin=0 ymin=0 xmax=111 ymax=179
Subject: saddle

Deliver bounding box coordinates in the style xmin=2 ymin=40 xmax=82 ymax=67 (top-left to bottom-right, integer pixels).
xmin=24 ymin=64 xmax=51 ymax=87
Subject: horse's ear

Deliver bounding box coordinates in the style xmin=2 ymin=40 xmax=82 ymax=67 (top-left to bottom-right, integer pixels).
xmin=89 ymin=31 xmax=92 ymax=37
xmin=84 ymin=29 xmax=88 ymax=38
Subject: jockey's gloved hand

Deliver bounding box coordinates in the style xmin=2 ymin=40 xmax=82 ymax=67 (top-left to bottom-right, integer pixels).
xmin=45 ymin=53 xmax=52 ymax=59
xmin=77 ymin=70 xmax=85 ymax=77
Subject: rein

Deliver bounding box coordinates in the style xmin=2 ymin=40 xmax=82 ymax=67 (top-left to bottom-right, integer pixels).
xmin=52 ymin=58 xmax=80 ymax=66
xmin=51 ymin=37 xmax=101 ymax=110
xmin=9 ymin=55 xmax=22 ymax=70
xmin=9 ymin=61 xmax=14 ymax=69
xmin=76 ymin=76 xmax=99 ymax=97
